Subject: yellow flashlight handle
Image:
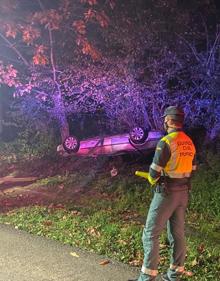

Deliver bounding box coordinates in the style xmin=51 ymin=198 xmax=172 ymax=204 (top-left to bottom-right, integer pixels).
xmin=135 ymin=171 xmax=149 ymax=180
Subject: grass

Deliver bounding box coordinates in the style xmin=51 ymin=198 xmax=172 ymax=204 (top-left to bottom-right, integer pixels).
xmin=0 ymin=203 xmax=219 ymax=280
xmin=0 ymin=153 xmax=220 ymax=280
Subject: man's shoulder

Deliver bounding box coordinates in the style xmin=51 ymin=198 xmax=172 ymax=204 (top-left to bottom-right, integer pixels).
xmin=157 ymin=130 xmax=184 ymax=146
xmin=158 ymin=134 xmax=172 ymax=145
xmin=156 ymin=136 xmax=171 ymax=149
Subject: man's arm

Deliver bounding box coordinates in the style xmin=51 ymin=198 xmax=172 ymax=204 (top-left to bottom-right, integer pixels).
xmin=148 ymin=139 xmax=171 ymax=185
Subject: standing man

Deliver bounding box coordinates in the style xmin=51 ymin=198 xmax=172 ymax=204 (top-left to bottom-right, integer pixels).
xmin=133 ymin=106 xmax=196 ymax=281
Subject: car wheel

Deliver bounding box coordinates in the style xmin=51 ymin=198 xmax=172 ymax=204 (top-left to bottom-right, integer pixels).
xmin=129 ymin=127 xmax=148 ymax=144
xmin=63 ymin=135 xmax=80 ymax=153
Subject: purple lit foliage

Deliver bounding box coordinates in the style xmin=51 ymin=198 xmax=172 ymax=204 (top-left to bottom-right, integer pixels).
xmin=0 ymin=0 xmax=220 ymax=142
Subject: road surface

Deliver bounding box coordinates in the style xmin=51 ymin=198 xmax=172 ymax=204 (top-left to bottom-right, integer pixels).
xmin=0 ymin=224 xmax=139 ymax=281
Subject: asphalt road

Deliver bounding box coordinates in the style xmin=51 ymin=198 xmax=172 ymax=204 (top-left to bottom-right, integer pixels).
xmin=0 ymin=224 xmax=139 ymax=281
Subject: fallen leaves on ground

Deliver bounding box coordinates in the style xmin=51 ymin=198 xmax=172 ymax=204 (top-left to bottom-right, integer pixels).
xmin=71 ymin=210 xmax=81 ymax=216
xmin=159 ymin=243 xmax=167 ymax=249
xmin=99 ymin=260 xmax=110 ymax=265
xmin=43 ymin=220 xmax=53 ymax=226
xmin=87 ymin=226 xmax=101 ymax=237
xmin=48 ymin=203 xmax=65 ymax=210
xmin=129 ymin=259 xmax=141 ymax=266
xmin=70 ymin=252 xmax=80 ymax=258
xmin=197 ymin=243 xmax=205 ymax=254
xmin=191 ymin=258 xmax=198 ymax=267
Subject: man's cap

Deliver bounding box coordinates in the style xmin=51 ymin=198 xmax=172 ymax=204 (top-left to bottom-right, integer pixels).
xmin=162 ymin=106 xmax=184 ymax=121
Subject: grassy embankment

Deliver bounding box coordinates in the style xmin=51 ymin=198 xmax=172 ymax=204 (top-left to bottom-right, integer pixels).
xmin=0 ymin=151 xmax=219 ymax=281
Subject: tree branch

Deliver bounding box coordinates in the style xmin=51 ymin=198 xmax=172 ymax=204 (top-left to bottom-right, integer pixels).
xmin=206 ymin=30 xmax=220 ymax=68
xmin=0 ymin=32 xmax=29 ymax=67
xmin=175 ymin=33 xmax=202 ymax=64
xmin=199 ymin=13 xmax=209 ymax=55
xmin=37 ymin=0 xmax=44 ymax=11
xmin=48 ymin=26 xmax=57 ymax=82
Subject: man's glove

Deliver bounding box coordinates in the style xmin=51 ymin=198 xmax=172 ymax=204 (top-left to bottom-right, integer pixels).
xmin=135 ymin=171 xmax=158 ymax=185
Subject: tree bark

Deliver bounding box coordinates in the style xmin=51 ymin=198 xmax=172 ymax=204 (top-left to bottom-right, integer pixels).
xmin=0 ymin=94 xmax=3 ymax=137
xmin=47 ymin=25 xmax=70 ymax=143
xmin=60 ymin=119 xmax=70 ymax=142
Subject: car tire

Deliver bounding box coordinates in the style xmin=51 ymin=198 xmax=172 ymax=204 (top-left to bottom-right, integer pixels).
xmin=63 ymin=135 xmax=80 ymax=153
xmin=129 ymin=127 xmax=148 ymax=144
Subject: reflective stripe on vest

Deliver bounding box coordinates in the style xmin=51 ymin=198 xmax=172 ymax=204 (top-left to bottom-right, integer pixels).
xmin=165 ymin=171 xmax=191 ymax=178
xmin=162 ymin=131 xmax=196 ymax=179
xmin=150 ymin=163 xmax=163 ymax=172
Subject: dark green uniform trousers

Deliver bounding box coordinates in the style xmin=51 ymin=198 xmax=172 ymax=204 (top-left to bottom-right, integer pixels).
xmin=138 ymin=188 xmax=189 ymax=281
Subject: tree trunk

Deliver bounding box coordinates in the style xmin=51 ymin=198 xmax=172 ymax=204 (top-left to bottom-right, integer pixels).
xmin=53 ymin=88 xmax=70 ymax=143
xmin=60 ymin=118 xmax=70 ymax=143
xmin=0 ymin=94 xmax=3 ymax=137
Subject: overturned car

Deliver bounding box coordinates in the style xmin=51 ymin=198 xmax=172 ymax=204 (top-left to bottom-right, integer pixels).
xmin=57 ymin=127 xmax=163 ymax=157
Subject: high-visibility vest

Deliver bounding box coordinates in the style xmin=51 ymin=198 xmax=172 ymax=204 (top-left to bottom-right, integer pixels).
xmin=150 ymin=130 xmax=196 ymax=180
xmin=161 ymin=131 xmax=196 ymax=178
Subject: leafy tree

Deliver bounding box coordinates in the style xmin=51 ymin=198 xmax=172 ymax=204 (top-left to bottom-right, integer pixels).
xmin=0 ymin=0 xmax=114 ymax=141
xmin=0 ymin=0 xmax=220 ymax=145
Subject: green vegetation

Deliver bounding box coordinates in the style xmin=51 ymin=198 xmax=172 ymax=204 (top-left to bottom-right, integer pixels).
xmin=0 ymin=129 xmax=57 ymax=162
xmin=0 ymin=152 xmax=219 ymax=280
xmin=191 ymin=152 xmax=220 ymax=218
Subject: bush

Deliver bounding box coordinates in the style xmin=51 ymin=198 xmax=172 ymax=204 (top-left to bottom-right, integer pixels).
xmin=0 ymin=129 xmax=57 ymax=161
xmin=190 ymin=152 xmax=220 ymax=218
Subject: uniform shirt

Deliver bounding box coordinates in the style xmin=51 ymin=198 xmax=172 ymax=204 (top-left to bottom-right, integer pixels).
xmin=149 ymin=129 xmax=196 ymax=185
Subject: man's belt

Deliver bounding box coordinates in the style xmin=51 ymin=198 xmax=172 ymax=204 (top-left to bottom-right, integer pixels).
xmin=155 ymin=184 xmax=189 ymax=193
xmin=160 ymin=176 xmax=190 ymax=186
xmin=155 ymin=175 xmax=191 ymax=193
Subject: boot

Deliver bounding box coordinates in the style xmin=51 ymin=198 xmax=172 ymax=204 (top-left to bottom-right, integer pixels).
xmin=128 ymin=277 xmax=158 ymax=281
xmin=162 ymin=273 xmax=182 ymax=281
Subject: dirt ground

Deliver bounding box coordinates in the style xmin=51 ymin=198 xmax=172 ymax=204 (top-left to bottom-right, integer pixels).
xmin=0 ymin=156 xmax=120 ymax=212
